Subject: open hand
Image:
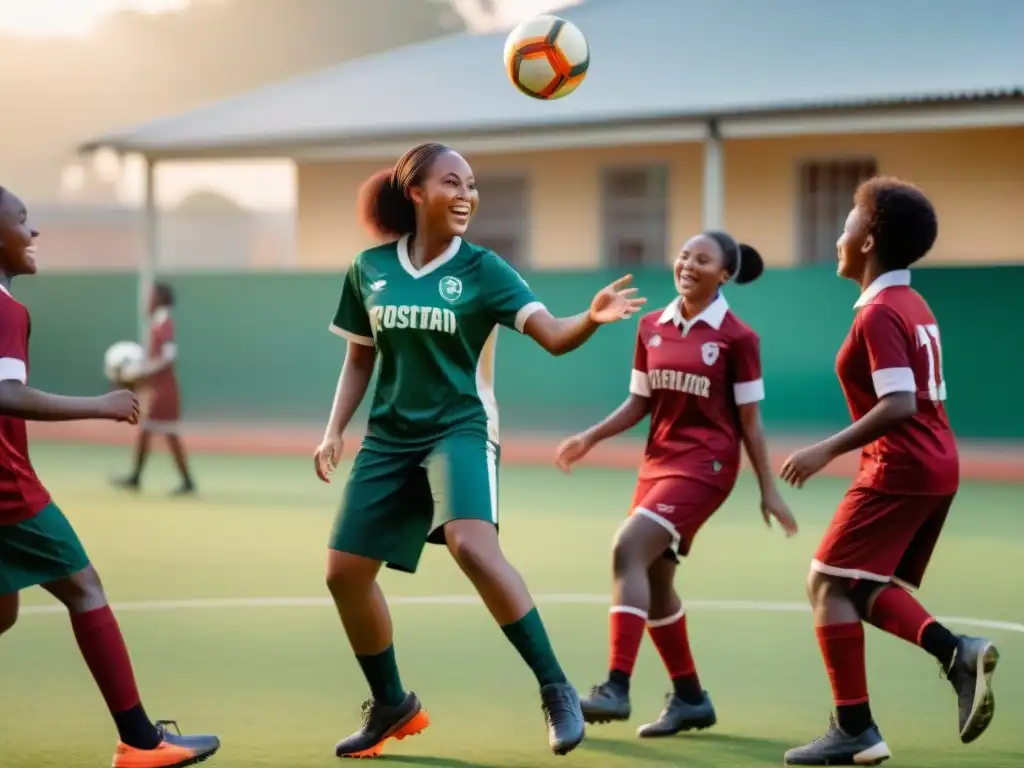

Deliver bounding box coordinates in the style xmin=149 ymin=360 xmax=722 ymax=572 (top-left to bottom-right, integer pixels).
xmin=314 ymin=434 xmax=344 ymax=483
xmin=589 ymin=274 xmax=647 ymax=324
xmin=97 ymin=390 xmax=139 ymax=424
xmin=760 ymin=487 xmax=798 ymax=535
xmin=554 ymin=433 xmax=593 ymax=474
xmin=780 ymin=444 xmax=833 ymax=488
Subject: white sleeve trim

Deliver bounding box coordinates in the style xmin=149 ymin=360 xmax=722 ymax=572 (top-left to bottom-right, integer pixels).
xmin=733 ymin=378 xmax=765 ymax=405
xmin=514 ymin=301 xmax=546 ymax=333
xmin=329 ymin=324 xmax=374 ymax=346
xmin=629 ymin=368 xmax=651 ymax=397
xmin=872 ymin=367 xmax=916 ymax=397
xmin=161 ymin=342 xmax=177 ymax=361
xmin=0 ymin=357 xmax=27 ymax=383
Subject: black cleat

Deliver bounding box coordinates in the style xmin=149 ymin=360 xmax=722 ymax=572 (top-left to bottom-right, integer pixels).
xmin=112 ymin=476 xmax=141 ymax=492
xmin=334 ymin=693 xmax=430 ymax=758
xmin=169 ymin=481 xmax=197 ymax=497
xmin=579 ymin=680 xmax=631 ymax=724
xmin=784 ymin=715 xmax=891 ymax=766
xmin=947 ymin=634 xmax=999 ymax=744
xmin=541 ymin=682 xmax=585 ymax=755
xmin=636 ymin=690 xmax=717 ymax=737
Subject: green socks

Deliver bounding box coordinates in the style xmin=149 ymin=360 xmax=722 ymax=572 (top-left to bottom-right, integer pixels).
xmin=356 ymin=645 xmax=406 ymax=707
xmin=501 ymin=606 xmax=568 ymax=687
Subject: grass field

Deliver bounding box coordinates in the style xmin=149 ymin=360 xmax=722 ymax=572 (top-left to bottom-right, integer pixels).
xmin=4 ymin=443 xmax=1022 ymax=767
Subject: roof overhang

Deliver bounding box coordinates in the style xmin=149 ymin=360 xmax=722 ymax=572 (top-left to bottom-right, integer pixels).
xmin=80 ymin=97 xmax=1024 ymax=163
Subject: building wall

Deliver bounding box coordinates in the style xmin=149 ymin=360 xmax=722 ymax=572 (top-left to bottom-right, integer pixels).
xmin=296 ymin=125 xmax=1024 ymax=269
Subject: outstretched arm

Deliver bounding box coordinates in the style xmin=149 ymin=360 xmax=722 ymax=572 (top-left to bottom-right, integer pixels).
xmin=0 ymin=381 xmax=132 ymax=422
xmin=522 ymin=309 xmax=600 ymax=357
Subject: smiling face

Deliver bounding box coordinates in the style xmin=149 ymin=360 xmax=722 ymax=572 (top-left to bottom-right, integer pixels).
xmin=836 ymin=204 xmax=874 ymax=281
xmin=406 ymin=150 xmax=478 ymax=239
xmin=0 ymin=190 xmax=39 ymax=277
xmin=673 ymin=234 xmax=730 ymax=304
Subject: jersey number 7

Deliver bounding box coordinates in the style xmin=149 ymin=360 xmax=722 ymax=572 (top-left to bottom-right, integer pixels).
xmin=915 ymin=324 xmax=947 ymax=403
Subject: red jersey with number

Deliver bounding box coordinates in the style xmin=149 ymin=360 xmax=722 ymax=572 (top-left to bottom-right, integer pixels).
xmin=0 ymin=286 xmax=52 ymax=525
xmin=630 ymin=295 xmax=764 ymax=490
xmin=836 ymin=270 xmax=959 ymax=495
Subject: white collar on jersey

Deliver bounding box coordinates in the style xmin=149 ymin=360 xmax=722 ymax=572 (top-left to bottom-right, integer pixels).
xmin=396 ymin=234 xmax=462 ymax=279
xmin=0 ymin=284 xmax=10 ymax=297
xmin=659 ymin=293 xmax=729 ymax=333
xmin=854 ymin=269 xmax=911 ymax=309
xmin=151 ymin=307 xmax=171 ymax=325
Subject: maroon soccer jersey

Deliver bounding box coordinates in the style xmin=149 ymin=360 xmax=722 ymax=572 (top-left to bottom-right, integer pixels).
xmin=0 ymin=286 xmax=52 ymax=524
xmin=836 ymin=270 xmax=959 ymax=495
xmin=147 ymin=308 xmax=179 ymax=397
xmin=630 ymin=295 xmax=764 ymax=489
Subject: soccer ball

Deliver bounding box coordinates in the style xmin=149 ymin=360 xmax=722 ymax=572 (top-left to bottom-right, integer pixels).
xmin=503 ymin=15 xmax=589 ymax=100
xmin=104 ymin=340 xmax=145 ymax=384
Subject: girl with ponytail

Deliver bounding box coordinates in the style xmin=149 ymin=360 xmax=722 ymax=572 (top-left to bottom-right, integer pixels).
xmin=555 ymin=230 xmax=797 ymax=736
xmin=316 ymin=143 xmax=646 ymax=758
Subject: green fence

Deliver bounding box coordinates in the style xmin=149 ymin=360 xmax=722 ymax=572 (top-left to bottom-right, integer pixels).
xmin=14 ymin=265 xmax=1023 ymax=439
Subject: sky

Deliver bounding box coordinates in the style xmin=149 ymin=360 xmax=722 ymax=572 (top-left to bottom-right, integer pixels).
xmin=9 ymin=0 xmax=578 ymax=208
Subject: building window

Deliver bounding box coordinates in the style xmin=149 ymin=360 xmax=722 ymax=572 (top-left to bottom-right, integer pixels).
xmin=468 ymin=175 xmax=529 ymax=267
xmin=601 ymin=165 xmax=668 ymax=268
xmin=798 ymin=158 xmax=878 ymax=264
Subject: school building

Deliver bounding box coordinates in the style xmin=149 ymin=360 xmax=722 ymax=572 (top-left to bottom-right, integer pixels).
xmin=82 ymin=0 xmax=1024 ymax=272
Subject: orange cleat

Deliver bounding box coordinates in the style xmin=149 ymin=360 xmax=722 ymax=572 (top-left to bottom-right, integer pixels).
xmin=335 ymin=693 xmax=430 ymax=758
xmin=113 ymin=720 xmax=219 ymax=768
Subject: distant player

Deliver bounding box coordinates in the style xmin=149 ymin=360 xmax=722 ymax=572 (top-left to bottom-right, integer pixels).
xmin=315 ymin=142 xmax=646 ymax=758
xmin=114 ymin=282 xmax=196 ymax=495
xmin=0 ymin=186 xmax=219 ymax=767
xmin=555 ymin=231 xmax=798 ymax=736
xmin=780 ymin=177 xmax=997 ymax=765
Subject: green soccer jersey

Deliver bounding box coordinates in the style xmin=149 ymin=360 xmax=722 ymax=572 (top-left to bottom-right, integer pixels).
xmin=330 ymin=235 xmax=545 ymax=447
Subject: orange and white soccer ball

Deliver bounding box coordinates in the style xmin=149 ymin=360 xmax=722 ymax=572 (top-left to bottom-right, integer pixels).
xmin=503 ymin=15 xmax=589 ymax=100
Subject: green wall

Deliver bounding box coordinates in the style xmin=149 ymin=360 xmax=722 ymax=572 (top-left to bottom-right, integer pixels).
xmin=13 ymin=265 xmax=1024 ymax=439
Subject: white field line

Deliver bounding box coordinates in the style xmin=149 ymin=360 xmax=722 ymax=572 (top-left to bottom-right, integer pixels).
xmin=18 ymin=594 xmax=1024 ymax=634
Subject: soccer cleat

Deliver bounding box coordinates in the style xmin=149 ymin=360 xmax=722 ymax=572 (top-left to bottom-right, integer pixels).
xmin=579 ymin=680 xmax=631 ymax=724
xmin=112 ymin=720 xmax=219 ymax=768
xmin=540 ymin=682 xmax=586 ymax=755
xmin=947 ymin=634 xmax=999 ymax=744
xmin=111 ymin=476 xmax=141 ymax=492
xmin=784 ymin=716 xmax=891 ymax=766
xmin=334 ymin=693 xmax=429 ymax=759
xmin=169 ymin=482 xmax=197 ymax=497
xmin=636 ymin=690 xmax=717 ymax=738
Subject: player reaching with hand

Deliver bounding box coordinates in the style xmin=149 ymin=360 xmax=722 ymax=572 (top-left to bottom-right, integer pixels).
xmin=780 ymin=178 xmax=997 ymax=766
xmin=555 ymin=230 xmax=797 ymax=738
xmin=313 ymin=142 xmax=646 ymax=758
xmin=0 ymin=186 xmax=220 ymax=767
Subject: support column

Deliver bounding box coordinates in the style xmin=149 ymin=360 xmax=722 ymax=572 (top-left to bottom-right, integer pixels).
xmin=140 ymin=155 xmax=158 ymax=343
xmin=702 ymin=120 xmax=725 ymax=231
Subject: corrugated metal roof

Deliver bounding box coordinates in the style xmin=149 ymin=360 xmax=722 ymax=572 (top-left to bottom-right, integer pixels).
xmin=81 ymin=0 xmax=1024 ymax=156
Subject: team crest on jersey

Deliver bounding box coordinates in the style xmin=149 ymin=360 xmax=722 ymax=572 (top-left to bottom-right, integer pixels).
xmin=701 ymin=342 xmax=720 ymax=366
xmin=649 ymin=334 xmax=662 ymax=348
xmin=439 ymin=276 xmax=463 ymax=303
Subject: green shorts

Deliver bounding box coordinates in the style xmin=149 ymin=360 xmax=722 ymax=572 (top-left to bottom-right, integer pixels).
xmin=0 ymin=503 xmax=90 ymax=595
xmin=330 ymin=433 xmax=500 ymax=574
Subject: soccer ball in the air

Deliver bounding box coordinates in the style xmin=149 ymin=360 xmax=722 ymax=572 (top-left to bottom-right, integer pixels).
xmin=104 ymin=340 xmax=145 ymax=384
xmin=503 ymin=15 xmax=589 ymax=100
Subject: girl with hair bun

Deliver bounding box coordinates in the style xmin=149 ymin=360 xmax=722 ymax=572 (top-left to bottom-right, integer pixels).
xmin=556 ymin=230 xmax=797 ymax=738
xmin=316 ymin=142 xmax=646 ymax=758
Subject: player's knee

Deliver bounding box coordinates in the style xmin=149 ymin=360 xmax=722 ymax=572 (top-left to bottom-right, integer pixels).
xmin=325 ymin=552 xmax=377 ymax=597
xmin=47 ymin=566 xmax=108 ymax=613
xmin=447 ymin=532 xmax=500 ymax=579
xmin=806 ymin=569 xmax=849 ymax=608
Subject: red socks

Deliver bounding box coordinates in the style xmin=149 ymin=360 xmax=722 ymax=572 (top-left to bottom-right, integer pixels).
xmin=609 ymin=607 xmax=647 ymax=677
xmin=648 ymin=608 xmax=698 ymax=682
xmin=816 ymin=622 xmax=869 ymax=707
xmin=866 ymin=584 xmax=935 ymax=645
xmin=70 ymin=606 xmax=143 ymax=715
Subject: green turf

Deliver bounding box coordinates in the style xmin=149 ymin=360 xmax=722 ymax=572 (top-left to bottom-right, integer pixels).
xmin=4 ymin=443 xmax=1022 ymax=767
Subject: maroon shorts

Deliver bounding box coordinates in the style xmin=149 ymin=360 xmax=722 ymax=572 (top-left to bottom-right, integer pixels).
xmin=141 ymin=385 xmax=181 ymax=432
xmin=629 ymin=476 xmax=732 ymax=560
xmin=813 ymin=485 xmax=955 ymax=590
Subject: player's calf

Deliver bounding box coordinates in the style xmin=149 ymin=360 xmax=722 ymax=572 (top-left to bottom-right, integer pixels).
xmin=0 ymin=592 xmax=18 ymax=635
xmin=334 ymin=692 xmax=430 ymax=758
